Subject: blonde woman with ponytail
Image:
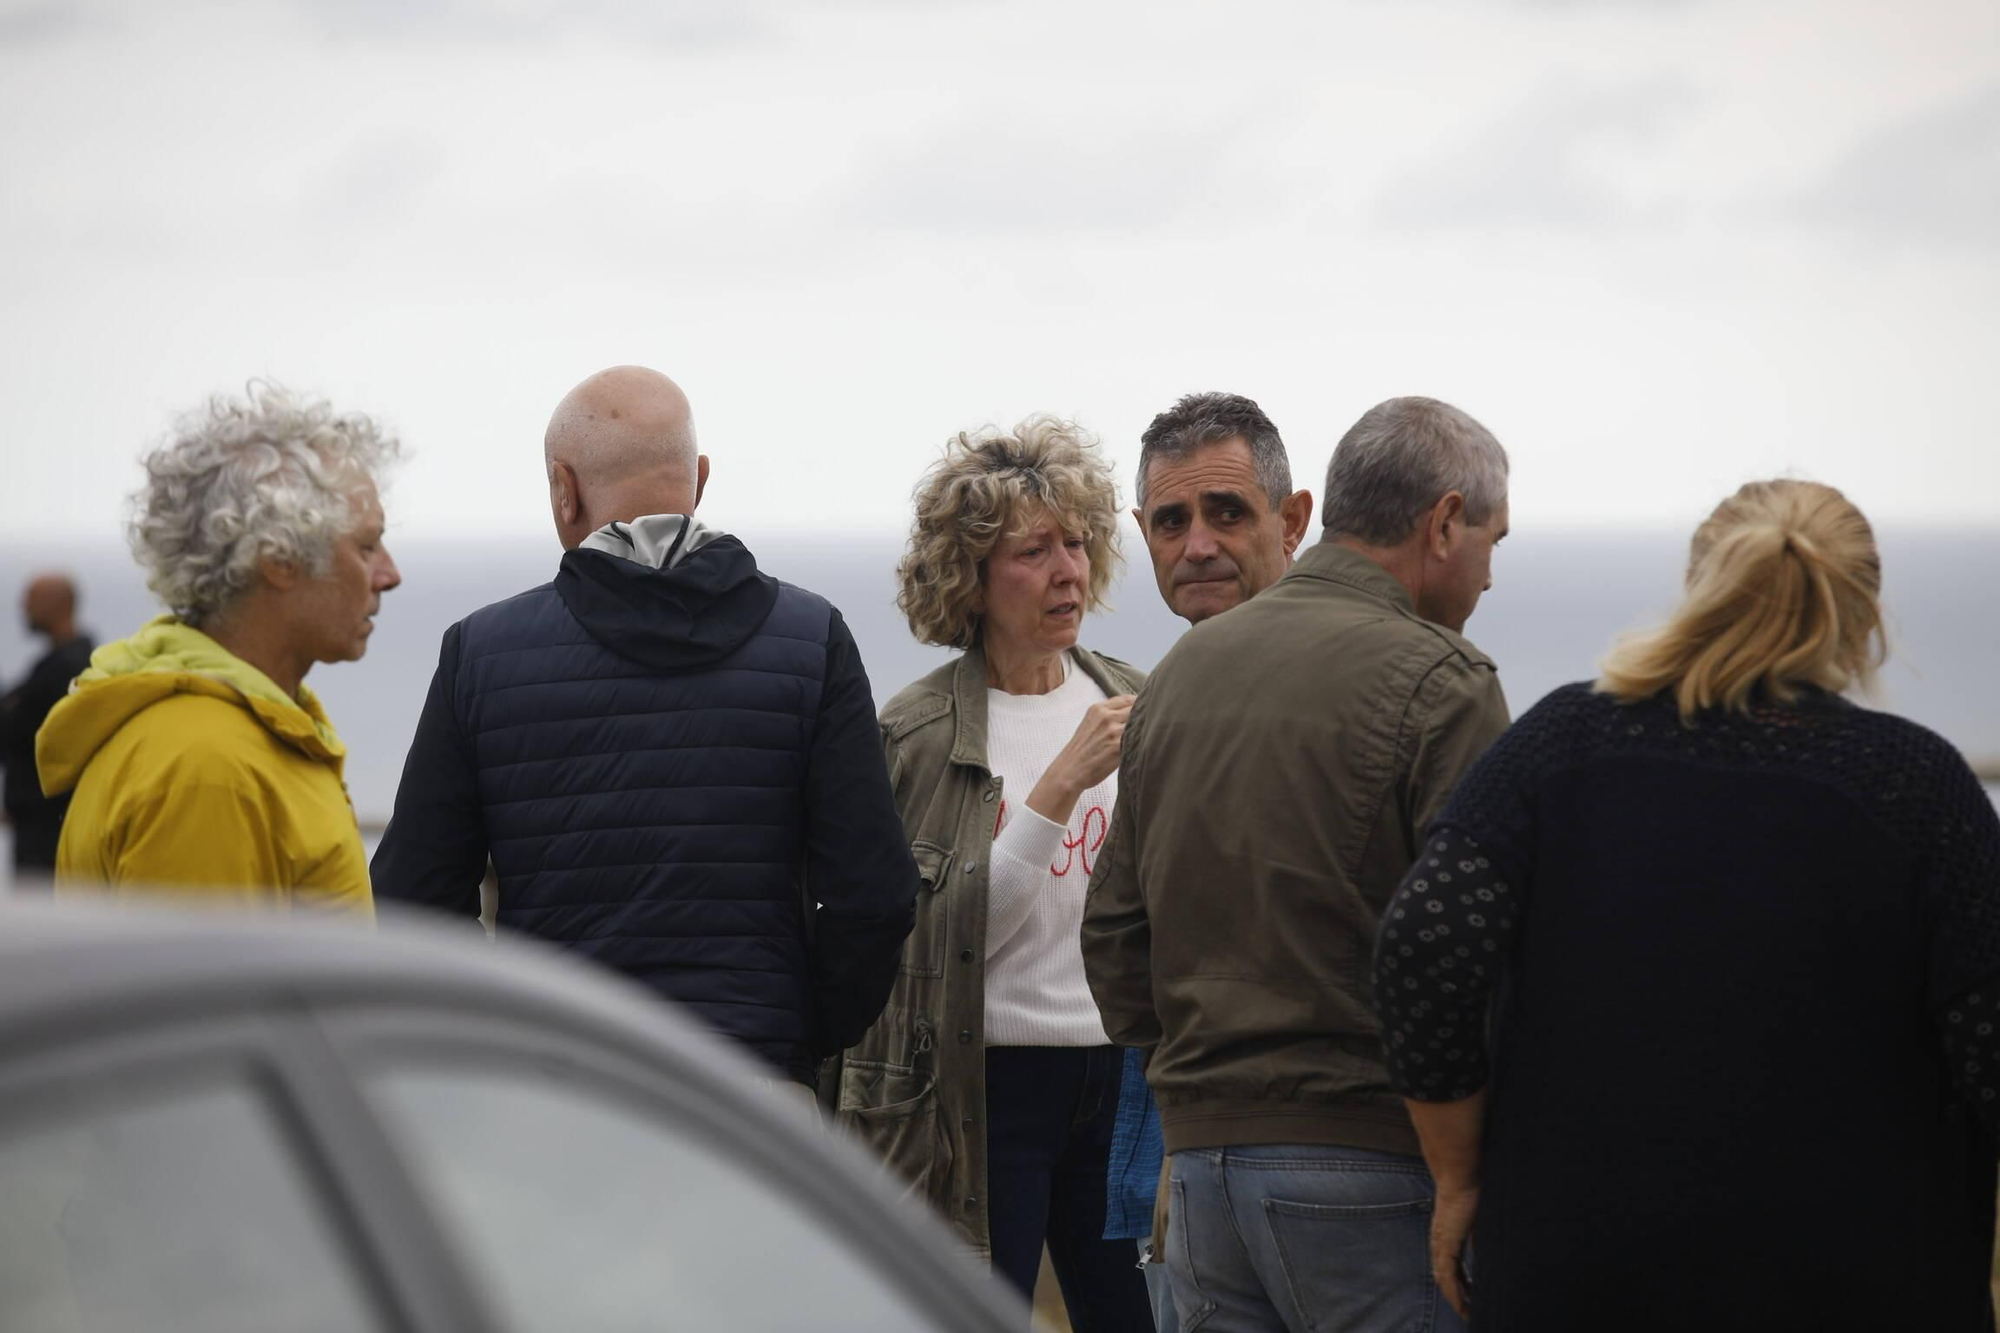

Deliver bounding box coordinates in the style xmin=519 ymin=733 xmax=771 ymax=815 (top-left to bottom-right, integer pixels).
xmin=1372 ymin=479 xmax=2000 ymax=1332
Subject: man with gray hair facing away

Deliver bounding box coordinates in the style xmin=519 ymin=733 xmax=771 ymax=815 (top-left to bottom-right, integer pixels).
xmin=1082 ymin=396 xmax=1511 ymax=1333
xmin=372 ymin=366 xmax=919 ymax=1101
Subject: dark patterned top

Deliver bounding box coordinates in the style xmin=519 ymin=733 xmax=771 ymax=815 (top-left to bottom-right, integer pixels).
xmin=1370 ymin=681 xmax=2000 ymax=1331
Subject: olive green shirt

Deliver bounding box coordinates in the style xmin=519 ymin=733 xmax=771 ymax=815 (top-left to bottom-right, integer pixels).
xmin=1081 ymin=542 xmax=1509 ymax=1157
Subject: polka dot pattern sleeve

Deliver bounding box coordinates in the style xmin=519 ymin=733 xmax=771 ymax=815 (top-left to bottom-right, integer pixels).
xmin=1938 ymin=982 xmax=2000 ymax=1138
xmin=1374 ymin=828 xmax=1519 ymax=1102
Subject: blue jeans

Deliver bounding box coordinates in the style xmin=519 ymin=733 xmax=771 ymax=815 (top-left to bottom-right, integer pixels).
xmin=985 ymin=1047 xmax=1154 ymax=1331
xmin=1164 ymin=1145 xmax=1466 ymax=1333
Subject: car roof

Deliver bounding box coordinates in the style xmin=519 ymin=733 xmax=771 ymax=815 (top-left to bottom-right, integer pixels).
xmin=0 ymin=900 xmax=737 ymax=1072
xmin=0 ymin=901 xmax=1028 ymax=1331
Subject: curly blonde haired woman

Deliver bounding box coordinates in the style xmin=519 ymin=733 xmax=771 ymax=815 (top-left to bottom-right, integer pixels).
xmin=1373 ymin=480 xmax=2000 ymax=1331
xmin=835 ymin=417 xmax=1153 ymax=1327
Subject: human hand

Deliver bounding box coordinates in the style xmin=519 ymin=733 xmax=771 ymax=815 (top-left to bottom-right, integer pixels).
xmin=1026 ymin=695 xmax=1134 ymax=823
xmin=1430 ymin=1183 xmax=1478 ymax=1320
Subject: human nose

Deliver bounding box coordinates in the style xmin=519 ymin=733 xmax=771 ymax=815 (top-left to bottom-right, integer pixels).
xmin=1182 ymin=517 xmax=1221 ymax=561
xmin=1054 ymin=544 xmax=1083 ymax=586
xmin=375 ymin=545 xmax=402 ymax=593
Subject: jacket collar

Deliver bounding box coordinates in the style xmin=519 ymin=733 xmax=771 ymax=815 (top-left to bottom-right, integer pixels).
xmin=35 ymin=617 xmax=346 ymax=796
xmin=1288 ymin=541 xmax=1419 ymax=614
xmin=947 ymin=644 xmax=1126 ymax=771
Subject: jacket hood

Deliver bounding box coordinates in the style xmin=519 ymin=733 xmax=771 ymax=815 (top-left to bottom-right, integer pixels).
xmin=555 ymin=521 xmax=779 ymax=670
xmin=36 ymin=616 xmax=345 ymax=797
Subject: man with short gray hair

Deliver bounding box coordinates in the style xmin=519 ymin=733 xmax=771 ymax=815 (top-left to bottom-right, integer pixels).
xmin=1082 ymin=395 xmax=1512 ymax=1333
xmin=1132 ymin=392 xmax=1313 ymax=625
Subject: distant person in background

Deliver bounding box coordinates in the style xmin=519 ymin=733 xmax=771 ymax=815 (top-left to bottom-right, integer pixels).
xmin=837 ymin=418 xmax=1151 ymax=1328
xmin=37 ymin=384 xmax=401 ymax=912
xmin=1107 ymin=391 xmax=1313 ymax=1324
xmin=1 ymin=574 xmax=94 ymax=880
xmin=371 ymin=366 xmax=917 ymax=1105
xmin=1084 ymin=396 xmax=1511 ymax=1333
xmin=1375 ymin=479 xmax=2000 ymax=1332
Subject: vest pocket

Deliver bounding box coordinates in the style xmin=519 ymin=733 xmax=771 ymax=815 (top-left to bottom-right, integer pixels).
xmin=900 ymin=841 xmax=953 ymax=978
xmin=837 ymin=1056 xmax=956 ymax=1214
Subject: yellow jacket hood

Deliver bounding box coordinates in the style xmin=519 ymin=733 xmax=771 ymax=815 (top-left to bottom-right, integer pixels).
xmin=37 ymin=616 xmax=346 ymax=797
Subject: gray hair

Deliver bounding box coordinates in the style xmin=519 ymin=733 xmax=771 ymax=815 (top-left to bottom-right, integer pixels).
xmin=1320 ymin=397 xmax=1508 ymax=544
xmin=1135 ymin=391 xmax=1292 ymax=509
xmin=127 ymin=382 xmax=401 ymax=624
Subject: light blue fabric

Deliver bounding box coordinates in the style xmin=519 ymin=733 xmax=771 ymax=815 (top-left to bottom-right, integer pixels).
xmin=1165 ymin=1144 xmax=1467 ymax=1333
xmin=1103 ymin=1047 xmax=1164 ymax=1241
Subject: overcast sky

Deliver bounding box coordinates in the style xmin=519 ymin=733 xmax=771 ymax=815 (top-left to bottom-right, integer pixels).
xmin=1 ymin=0 xmax=1995 ymax=543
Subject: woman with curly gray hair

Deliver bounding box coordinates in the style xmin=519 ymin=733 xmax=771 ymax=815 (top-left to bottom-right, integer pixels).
xmin=37 ymin=382 xmax=402 ymax=913
xmin=834 ymin=416 xmax=1153 ymax=1328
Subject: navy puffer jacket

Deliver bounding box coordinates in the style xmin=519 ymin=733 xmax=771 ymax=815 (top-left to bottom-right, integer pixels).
xmin=372 ymin=531 xmax=918 ymax=1084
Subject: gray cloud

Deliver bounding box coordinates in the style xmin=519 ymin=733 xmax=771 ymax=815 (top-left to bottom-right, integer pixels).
xmin=1791 ymin=84 xmax=2000 ymax=248
xmin=830 ymin=111 xmax=1261 ymax=237
xmin=1372 ymin=80 xmax=1695 ymax=232
xmin=298 ymin=0 xmax=782 ymax=48
xmin=0 ymin=0 xmax=95 ymax=44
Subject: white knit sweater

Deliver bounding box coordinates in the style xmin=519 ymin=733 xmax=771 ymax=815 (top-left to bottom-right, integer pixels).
xmin=983 ymin=661 xmax=1117 ymax=1048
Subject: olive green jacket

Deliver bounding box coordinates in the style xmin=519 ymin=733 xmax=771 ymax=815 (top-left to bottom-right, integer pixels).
xmin=1081 ymin=542 xmax=1509 ymax=1158
xmin=829 ymin=644 xmax=1146 ymax=1261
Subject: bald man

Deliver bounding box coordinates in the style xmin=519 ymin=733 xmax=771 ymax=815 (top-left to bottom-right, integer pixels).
xmin=373 ymin=367 xmax=919 ymax=1096
xmin=2 ymin=574 xmax=94 ymax=879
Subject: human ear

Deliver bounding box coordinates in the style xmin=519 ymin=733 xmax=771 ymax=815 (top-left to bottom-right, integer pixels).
xmin=693 ymin=455 xmax=711 ymax=511
xmin=550 ymin=461 xmax=581 ymax=527
xmin=259 ymin=554 xmax=300 ymax=591
xmin=1431 ymin=492 xmax=1467 ymax=558
xmin=1280 ymin=490 xmax=1313 ymax=556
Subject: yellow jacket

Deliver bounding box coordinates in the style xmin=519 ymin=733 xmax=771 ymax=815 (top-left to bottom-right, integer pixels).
xmin=36 ymin=617 xmax=373 ymax=917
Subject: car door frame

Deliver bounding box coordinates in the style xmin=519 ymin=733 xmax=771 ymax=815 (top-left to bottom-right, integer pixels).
xmin=310 ymin=997 xmax=1021 ymax=1333
xmin=0 ymin=1000 xmax=496 ymax=1333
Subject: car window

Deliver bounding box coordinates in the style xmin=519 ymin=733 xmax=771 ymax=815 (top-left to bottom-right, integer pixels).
xmin=0 ymin=1073 xmax=383 ymax=1333
xmin=370 ymin=1064 xmax=935 ymax=1333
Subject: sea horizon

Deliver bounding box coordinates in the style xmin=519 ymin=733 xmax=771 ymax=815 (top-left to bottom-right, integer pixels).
xmin=4 ymin=525 xmax=1997 ymax=840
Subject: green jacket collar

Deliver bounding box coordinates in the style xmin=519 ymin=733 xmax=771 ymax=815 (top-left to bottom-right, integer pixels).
xmin=1288 ymin=541 xmax=1419 ymax=614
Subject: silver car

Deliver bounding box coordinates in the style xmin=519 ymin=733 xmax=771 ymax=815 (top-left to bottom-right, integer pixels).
xmin=0 ymin=904 xmax=1021 ymax=1333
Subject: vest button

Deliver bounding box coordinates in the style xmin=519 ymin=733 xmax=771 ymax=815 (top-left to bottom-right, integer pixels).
xmin=958 ymin=948 xmax=973 ymax=963
xmin=983 ymin=789 xmax=996 ymax=802
xmin=957 ymin=1029 xmax=973 ymax=1043
xmin=963 ymin=861 xmax=978 ymax=875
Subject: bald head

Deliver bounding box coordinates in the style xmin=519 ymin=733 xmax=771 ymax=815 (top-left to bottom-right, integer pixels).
xmin=545 ymin=366 xmax=697 ymax=486
xmin=543 ymin=366 xmax=709 ymax=548
xmin=23 ymin=572 xmax=77 ymax=644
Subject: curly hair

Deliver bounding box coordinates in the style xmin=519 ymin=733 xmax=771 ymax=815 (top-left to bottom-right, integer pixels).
xmin=127 ymin=382 xmax=402 ymax=625
xmin=896 ymin=416 xmax=1122 ymax=650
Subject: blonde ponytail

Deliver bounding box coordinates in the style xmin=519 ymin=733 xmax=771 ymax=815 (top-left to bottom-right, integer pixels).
xmin=1598 ymin=480 xmax=1885 ymax=721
